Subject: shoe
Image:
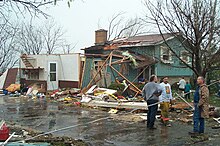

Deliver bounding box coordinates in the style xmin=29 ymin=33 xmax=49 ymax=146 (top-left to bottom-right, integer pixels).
xmin=188 ymin=131 xmax=199 ymax=136
xmin=199 ymin=132 xmax=204 ymax=135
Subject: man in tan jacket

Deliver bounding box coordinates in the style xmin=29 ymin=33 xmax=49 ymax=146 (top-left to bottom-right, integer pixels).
xmin=189 ymin=76 xmax=209 ymax=136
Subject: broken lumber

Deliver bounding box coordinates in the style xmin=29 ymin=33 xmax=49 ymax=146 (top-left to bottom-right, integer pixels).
xmin=132 ymin=66 xmax=149 ymax=82
xmin=174 ymin=93 xmax=194 ymax=109
xmin=109 ymin=66 xmax=142 ymax=93
xmin=83 ymin=52 xmax=113 ymax=93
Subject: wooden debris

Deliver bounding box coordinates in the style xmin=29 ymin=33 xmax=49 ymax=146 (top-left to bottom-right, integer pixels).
xmin=213 ymin=117 xmax=220 ymax=124
xmin=179 ymin=118 xmax=192 ymax=123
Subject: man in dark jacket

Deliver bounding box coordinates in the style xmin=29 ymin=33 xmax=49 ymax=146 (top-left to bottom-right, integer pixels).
xmin=142 ymin=75 xmax=162 ymax=130
xmin=189 ymin=76 xmax=209 ymax=136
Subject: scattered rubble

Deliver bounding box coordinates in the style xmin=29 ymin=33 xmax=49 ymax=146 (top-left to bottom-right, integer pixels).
xmin=2 ymin=124 xmax=88 ymax=146
xmin=1 ymin=75 xmax=220 ymax=145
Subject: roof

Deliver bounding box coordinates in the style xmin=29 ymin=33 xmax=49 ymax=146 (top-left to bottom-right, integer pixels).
xmin=82 ymin=44 xmax=105 ymax=51
xmin=84 ymin=33 xmax=177 ymax=51
xmin=125 ymin=33 xmax=174 ymax=44
xmin=112 ymin=33 xmax=176 ymax=48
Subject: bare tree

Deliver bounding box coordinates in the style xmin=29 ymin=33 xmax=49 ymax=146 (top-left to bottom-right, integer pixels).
xmin=42 ymin=20 xmax=65 ymax=54
xmin=0 ymin=20 xmax=19 ymax=72
xmin=16 ymin=20 xmax=67 ymax=54
xmin=62 ymin=43 xmax=76 ymax=54
xmin=0 ymin=0 xmax=72 ymax=72
xmin=145 ymin=0 xmax=220 ymax=77
xmin=107 ymin=13 xmax=147 ymax=40
xmin=17 ymin=23 xmax=44 ymax=55
xmin=0 ymin=0 xmax=54 ymax=19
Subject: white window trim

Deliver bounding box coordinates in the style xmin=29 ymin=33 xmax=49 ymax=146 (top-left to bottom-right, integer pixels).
xmin=180 ymin=51 xmax=191 ymax=64
xmin=160 ymin=46 xmax=174 ymax=64
xmin=49 ymin=62 xmax=57 ymax=82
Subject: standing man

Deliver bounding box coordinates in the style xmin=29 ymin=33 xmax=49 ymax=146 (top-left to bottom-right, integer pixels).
xmin=142 ymin=75 xmax=162 ymax=130
xmin=159 ymin=77 xmax=173 ymax=126
xmin=189 ymin=76 xmax=209 ymax=136
xmin=178 ymin=77 xmax=186 ymax=95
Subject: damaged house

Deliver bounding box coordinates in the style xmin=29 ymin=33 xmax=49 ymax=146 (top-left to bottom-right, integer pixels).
xmin=81 ymin=29 xmax=193 ymax=88
xmin=20 ymin=54 xmax=82 ymax=91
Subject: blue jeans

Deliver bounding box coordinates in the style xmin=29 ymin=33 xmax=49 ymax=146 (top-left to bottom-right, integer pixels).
xmin=193 ymin=103 xmax=205 ymax=133
xmin=147 ymin=99 xmax=158 ymax=128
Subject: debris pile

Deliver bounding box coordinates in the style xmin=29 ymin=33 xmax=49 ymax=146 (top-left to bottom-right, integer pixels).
xmin=47 ymin=88 xmax=82 ymax=106
xmin=80 ymin=85 xmax=147 ymax=110
xmin=0 ymin=124 xmax=87 ymax=146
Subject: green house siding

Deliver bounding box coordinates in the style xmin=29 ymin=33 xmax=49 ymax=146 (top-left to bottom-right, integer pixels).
xmin=127 ymin=65 xmax=139 ymax=81
xmin=82 ymin=37 xmax=193 ymax=88
xmin=120 ymin=42 xmax=193 ymax=78
xmin=156 ymin=63 xmax=192 ymax=77
xmin=121 ymin=46 xmax=155 ymax=57
xmin=154 ymin=38 xmax=193 ymax=77
xmin=107 ymin=61 xmax=139 ymax=83
xmin=82 ymin=57 xmax=93 ymax=88
xmin=82 ymin=57 xmax=141 ymax=88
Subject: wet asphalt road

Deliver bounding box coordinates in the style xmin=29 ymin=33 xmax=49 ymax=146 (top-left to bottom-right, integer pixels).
xmin=0 ymin=96 xmax=220 ymax=146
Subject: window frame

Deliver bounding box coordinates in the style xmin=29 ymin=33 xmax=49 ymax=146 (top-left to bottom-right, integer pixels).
xmin=49 ymin=63 xmax=57 ymax=81
xmin=160 ymin=46 xmax=173 ymax=64
xmin=180 ymin=51 xmax=190 ymax=64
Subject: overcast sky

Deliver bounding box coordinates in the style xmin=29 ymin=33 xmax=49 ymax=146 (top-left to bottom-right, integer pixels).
xmin=38 ymin=0 xmax=150 ymax=53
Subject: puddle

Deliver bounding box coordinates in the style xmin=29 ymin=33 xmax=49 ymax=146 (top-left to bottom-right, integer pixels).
xmin=0 ymin=95 xmax=220 ymax=145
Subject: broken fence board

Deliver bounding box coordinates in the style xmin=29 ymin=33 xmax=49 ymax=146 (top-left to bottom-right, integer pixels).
xmin=84 ymin=100 xmax=148 ymax=110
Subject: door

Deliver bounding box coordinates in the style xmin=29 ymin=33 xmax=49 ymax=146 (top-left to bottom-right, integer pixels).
xmin=47 ymin=62 xmax=58 ymax=90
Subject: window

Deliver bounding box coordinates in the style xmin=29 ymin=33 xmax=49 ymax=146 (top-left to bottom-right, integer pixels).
xmin=160 ymin=46 xmax=173 ymax=63
xmin=50 ymin=63 xmax=56 ymax=81
xmin=94 ymin=61 xmax=99 ymax=71
xmin=94 ymin=60 xmax=106 ymax=72
xmin=30 ymin=72 xmax=39 ymax=80
xmin=180 ymin=51 xmax=190 ymax=64
xmin=50 ymin=63 xmax=56 ymax=72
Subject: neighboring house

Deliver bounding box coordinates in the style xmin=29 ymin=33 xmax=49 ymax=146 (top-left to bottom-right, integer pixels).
xmin=20 ymin=54 xmax=82 ymax=91
xmin=81 ymin=29 xmax=193 ymax=88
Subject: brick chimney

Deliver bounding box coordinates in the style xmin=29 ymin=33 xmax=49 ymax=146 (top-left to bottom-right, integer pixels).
xmin=95 ymin=29 xmax=107 ymax=45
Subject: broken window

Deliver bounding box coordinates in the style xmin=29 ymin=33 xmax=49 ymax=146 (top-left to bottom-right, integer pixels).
xmin=94 ymin=60 xmax=106 ymax=73
xmin=160 ymin=46 xmax=173 ymax=63
xmin=50 ymin=63 xmax=57 ymax=81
